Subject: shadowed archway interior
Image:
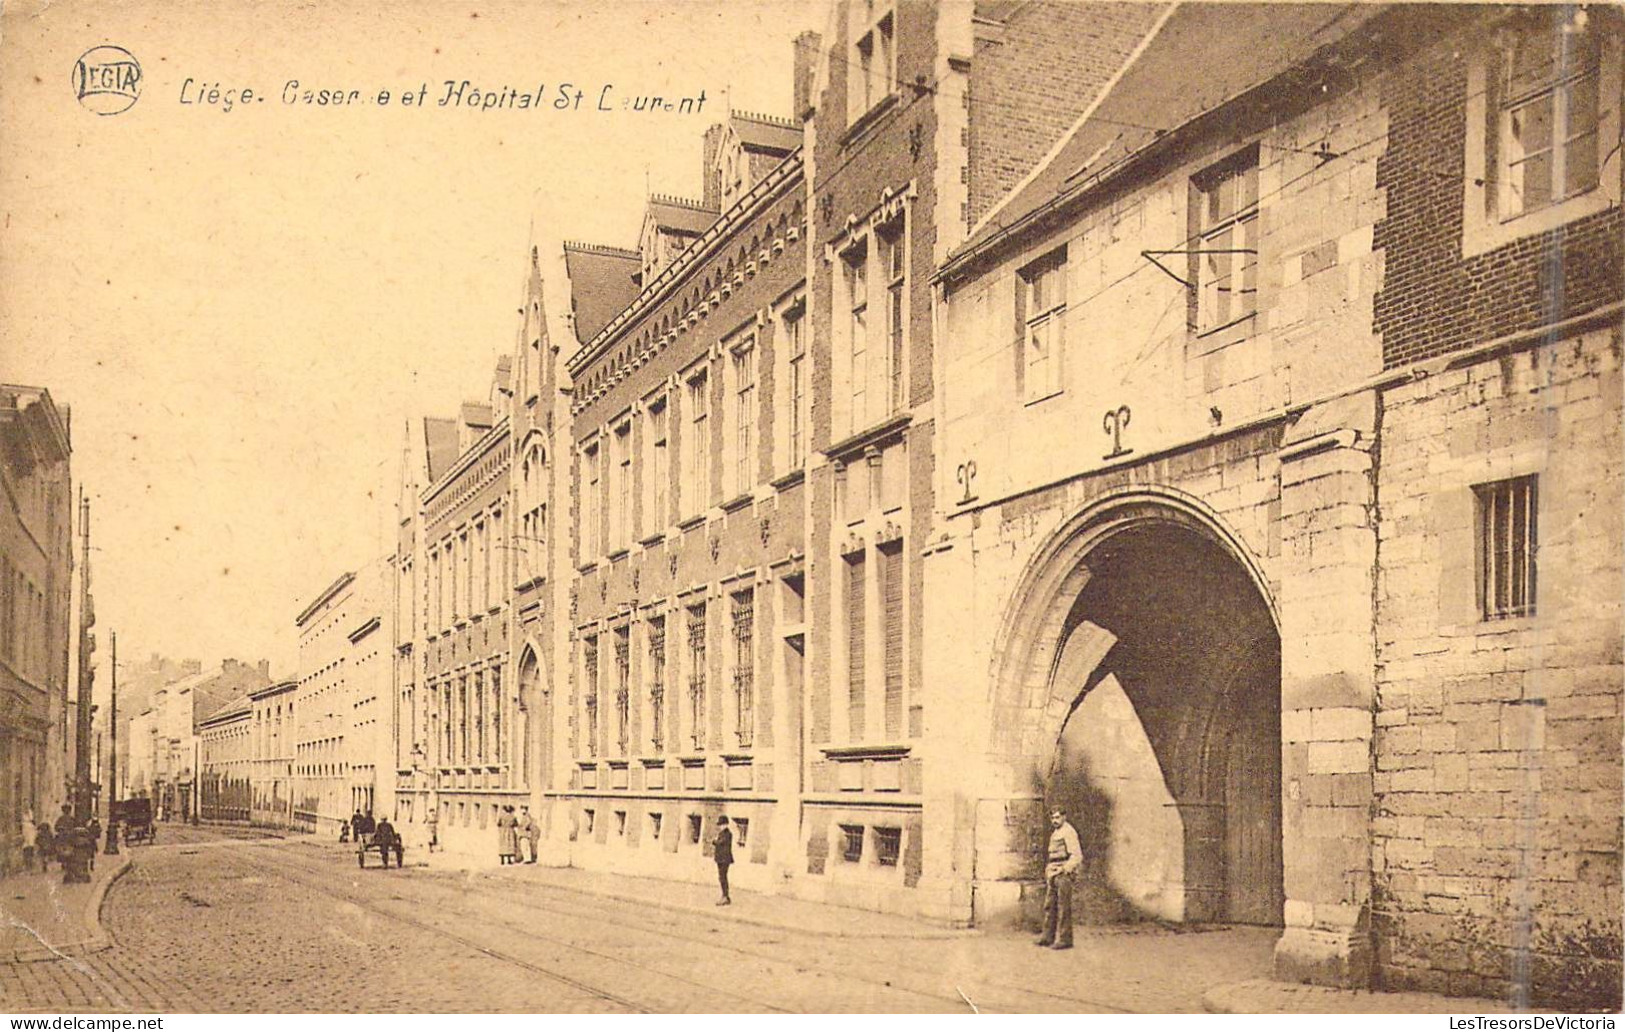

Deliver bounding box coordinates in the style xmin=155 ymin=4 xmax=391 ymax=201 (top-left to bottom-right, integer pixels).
xmin=1046 ymin=522 xmax=1283 ymax=927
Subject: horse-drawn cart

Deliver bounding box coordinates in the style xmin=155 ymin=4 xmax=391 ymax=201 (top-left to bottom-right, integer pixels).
xmin=113 ymin=798 xmax=155 ymax=845
xmin=356 ymin=827 xmax=404 ymax=869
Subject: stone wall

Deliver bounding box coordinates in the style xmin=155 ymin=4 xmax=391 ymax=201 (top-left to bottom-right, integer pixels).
xmin=1372 ymin=326 xmax=1623 ymax=1008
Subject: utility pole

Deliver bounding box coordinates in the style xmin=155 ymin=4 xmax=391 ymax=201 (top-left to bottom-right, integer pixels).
xmin=74 ymin=490 xmax=94 ymax=823
xmin=105 ymin=630 xmax=120 ymax=854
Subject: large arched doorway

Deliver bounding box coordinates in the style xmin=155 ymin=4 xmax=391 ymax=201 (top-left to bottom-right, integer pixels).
xmin=516 ymin=646 xmax=552 ymax=795
xmin=988 ymin=491 xmax=1282 ymax=928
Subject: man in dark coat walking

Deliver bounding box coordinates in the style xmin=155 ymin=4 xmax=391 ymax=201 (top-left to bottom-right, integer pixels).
xmin=712 ymin=815 xmax=734 ymax=906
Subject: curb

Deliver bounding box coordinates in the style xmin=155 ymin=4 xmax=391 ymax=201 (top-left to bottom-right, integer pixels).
xmin=1203 ymin=978 xmax=1514 ymax=1015
xmin=2 ymin=853 xmax=131 ymax=964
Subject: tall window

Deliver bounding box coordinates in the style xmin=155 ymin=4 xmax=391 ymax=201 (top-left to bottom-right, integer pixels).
xmin=1192 ymin=148 xmax=1259 ymax=335
xmin=1497 ymin=23 xmax=1600 ymax=219
xmin=844 ymin=243 xmax=870 ymax=433
xmin=582 ymin=442 xmax=601 ymax=560
xmin=1019 ymin=247 xmax=1067 ymax=403
xmin=1476 ymin=475 xmax=1538 ymax=620
xmin=583 ymin=636 xmax=599 ymax=758
xmin=490 ymin=509 xmax=503 ymax=598
xmin=685 ymin=371 xmax=710 ymax=517
xmin=879 ymin=542 xmax=904 ymax=738
xmin=784 ymin=301 xmax=808 ymax=469
xmin=614 ymin=625 xmax=631 ymax=755
xmin=849 ymin=0 xmax=895 ymax=122
xmin=458 ymin=676 xmax=470 ymax=764
xmin=645 ymin=397 xmax=668 ymax=533
xmin=730 ymin=337 xmax=757 ymax=497
xmin=648 ymin=615 xmax=666 ymax=753
xmin=687 ymin=603 xmax=707 ymax=751
xmin=491 ymin=665 xmax=503 ymax=765
xmin=732 ymin=590 xmax=755 ymax=748
xmin=477 ymin=519 xmax=490 ymax=610
xmin=474 ymin=669 xmax=487 ymax=762
xmin=613 ymin=421 xmax=632 ymax=550
xmin=847 ymin=554 xmax=867 ymax=741
xmin=460 ymin=530 xmax=472 ymax=617
xmin=880 ymin=221 xmax=906 ymax=413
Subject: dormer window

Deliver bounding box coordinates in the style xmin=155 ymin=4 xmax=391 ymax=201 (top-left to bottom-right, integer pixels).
xmin=849 ymin=0 xmax=895 ymax=124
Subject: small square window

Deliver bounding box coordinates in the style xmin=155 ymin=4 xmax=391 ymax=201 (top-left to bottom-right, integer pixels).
xmin=1475 ymin=475 xmax=1538 ymax=620
xmin=875 ymin=826 xmax=902 ymax=867
xmin=734 ymin=817 xmax=750 ymax=848
xmin=688 ymin=813 xmax=703 ymax=844
xmin=840 ymin=823 xmax=865 ymax=863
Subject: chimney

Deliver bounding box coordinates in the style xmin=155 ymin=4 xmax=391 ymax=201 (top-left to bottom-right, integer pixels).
xmin=701 ymin=124 xmax=726 ymax=212
xmin=182 ymin=660 xmax=202 ymax=676
xmin=793 ymin=30 xmax=822 ymax=120
xmin=258 ymin=659 xmax=270 ymax=680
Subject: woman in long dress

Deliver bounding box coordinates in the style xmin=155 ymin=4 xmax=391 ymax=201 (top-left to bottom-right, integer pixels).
xmin=497 ymin=805 xmax=519 ymax=865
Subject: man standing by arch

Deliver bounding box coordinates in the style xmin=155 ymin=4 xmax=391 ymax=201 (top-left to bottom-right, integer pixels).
xmin=1036 ymin=808 xmax=1082 ymax=950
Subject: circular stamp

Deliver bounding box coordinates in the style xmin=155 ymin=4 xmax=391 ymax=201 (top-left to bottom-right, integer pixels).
xmin=73 ymin=45 xmax=142 ymax=115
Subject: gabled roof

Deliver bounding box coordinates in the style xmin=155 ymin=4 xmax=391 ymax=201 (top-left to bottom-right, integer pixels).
xmin=423 ymin=417 xmax=458 ymax=482
xmin=730 ymin=111 xmax=801 ymax=155
xmin=562 ymin=242 xmax=643 ymax=342
xmin=947 ymin=2 xmax=1387 ymax=278
xmin=199 ymin=693 xmax=252 ymax=727
xmin=645 ymin=195 xmax=718 ymax=237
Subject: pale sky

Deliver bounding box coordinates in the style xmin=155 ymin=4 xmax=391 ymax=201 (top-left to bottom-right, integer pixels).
xmin=1 ymin=0 xmax=827 ymax=680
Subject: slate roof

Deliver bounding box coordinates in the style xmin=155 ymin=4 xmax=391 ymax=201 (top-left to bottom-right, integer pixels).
xmin=730 ymin=111 xmax=802 ymax=155
xmin=562 ymin=242 xmax=643 ymax=342
xmin=645 ymin=196 xmax=718 ymax=237
xmin=947 ymin=3 xmax=1387 ymax=277
xmin=423 ymin=416 xmax=459 ymax=483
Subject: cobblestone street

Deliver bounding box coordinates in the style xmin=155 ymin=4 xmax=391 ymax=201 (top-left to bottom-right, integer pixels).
xmin=0 ymin=825 xmax=1276 ymax=1013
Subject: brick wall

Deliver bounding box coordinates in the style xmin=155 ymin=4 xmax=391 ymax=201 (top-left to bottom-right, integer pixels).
xmin=1373 ymin=30 xmax=1624 ymax=369
xmin=1373 ymin=327 xmax=1623 ymax=1008
xmin=967 ymin=2 xmax=1159 ymax=227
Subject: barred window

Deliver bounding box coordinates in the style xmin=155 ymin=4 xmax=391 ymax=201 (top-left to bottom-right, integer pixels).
xmin=648 ymin=616 xmax=666 ymax=753
xmin=1476 ymin=475 xmax=1538 ymax=620
xmin=688 ymin=604 xmax=707 ymax=751
xmin=847 ymin=554 xmax=866 ymax=741
xmin=875 ymin=826 xmax=902 ymax=867
xmin=491 ymin=665 xmax=503 ymax=765
xmin=732 ymin=590 xmax=755 ymax=748
xmin=584 ymin=635 xmax=599 ymax=758
xmin=840 ymin=823 xmax=865 ymax=863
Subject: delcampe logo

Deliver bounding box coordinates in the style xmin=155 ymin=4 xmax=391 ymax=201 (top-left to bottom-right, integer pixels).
xmin=74 ymin=45 xmax=142 ymax=115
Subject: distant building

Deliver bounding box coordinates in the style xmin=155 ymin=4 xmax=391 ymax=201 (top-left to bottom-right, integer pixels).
xmin=294 ymin=561 xmax=390 ymax=833
xmin=197 ymin=694 xmax=252 ymax=822
xmin=0 ymin=385 xmax=73 ymax=872
xmin=125 ymin=660 xmax=270 ymax=820
xmin=248 ymin=679 xmax=298 ymax=828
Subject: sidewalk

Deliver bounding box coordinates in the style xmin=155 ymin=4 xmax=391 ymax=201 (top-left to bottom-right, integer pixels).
xmin=0 ymin=849 xmax=130 ymax=963
xmin=434 ymin=852 xmax=972 ymax=939
xmin=1204 ymin=978 xmax=1515 ymax=1014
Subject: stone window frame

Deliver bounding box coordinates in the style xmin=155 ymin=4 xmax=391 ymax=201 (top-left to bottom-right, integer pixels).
xmin=826 ymin=189 xmax=914 ymax=443
xmin=1188 ymin=143 xmax=1261 ymax=338
xmin=1434 ymin=438 xmax=1548 ymax=633
xmin=1016 ymin=244 xmax=1068 ymax=405
xmin=848 ymin=0 xmax=896 ymax=126
xmin=1461 ymin=11 xmax=1622 ymax=259
xmin=1474 ymin=474 xmax=1539 ymax=621
xmin=873 ymin=825 xmax=902 ymax=867
xmin=772 ymin=286 xmax=810 ymax=478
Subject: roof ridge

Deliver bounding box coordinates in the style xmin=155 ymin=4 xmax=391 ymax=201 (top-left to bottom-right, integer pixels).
xmin=648 ymin=193 xmax=715 ymax=212
xmin=562 ymin=240 xmax=641 ymax=258
xmin=732 ymin=109 xmax=800 ymax=130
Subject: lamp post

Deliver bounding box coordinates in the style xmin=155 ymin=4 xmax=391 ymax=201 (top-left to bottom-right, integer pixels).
xmin=104 ymin=631 xmax=119 ymax=855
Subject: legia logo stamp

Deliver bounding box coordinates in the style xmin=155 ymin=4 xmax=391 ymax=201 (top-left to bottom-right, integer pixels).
xmin=74 ymin=45 xmax=141 ymax=115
